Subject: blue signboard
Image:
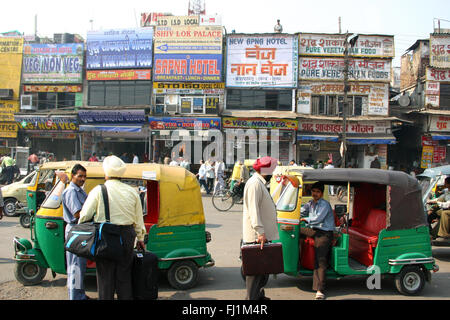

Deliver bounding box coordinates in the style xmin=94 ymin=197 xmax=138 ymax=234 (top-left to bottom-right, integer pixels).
xmin=86 ymin=28 xmax=153 ymax=70
xmin=148 ymin=117 xmax=221 ymax=130
xmin=78 ymin=110 xmax=146 ymax=124
xmin=153 ymin=53 xmax=222 ymax=82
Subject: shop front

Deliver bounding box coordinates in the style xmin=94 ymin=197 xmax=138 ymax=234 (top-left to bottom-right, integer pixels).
xmin=14 ymin=114 xmax=79 ymax=160
xmin=297 ymin=118 xmax=395 ymax=168
xmin=148 ymin=116 xmax=221 ymax=165
xmin=418 ymin=114 xmax=450 ymax=169
xmin=78 ymin=109 xmax=148 ymax=161
xmin=222 ymin=117 xmax=298 ymax=165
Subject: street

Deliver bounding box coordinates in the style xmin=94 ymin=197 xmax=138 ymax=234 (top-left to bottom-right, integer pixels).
xmin=0 ymin=194 xmax=449 ymax=300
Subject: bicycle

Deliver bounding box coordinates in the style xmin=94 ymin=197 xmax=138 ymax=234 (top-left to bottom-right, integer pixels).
xmin=211 ymin=179 xmax=244 ymax=212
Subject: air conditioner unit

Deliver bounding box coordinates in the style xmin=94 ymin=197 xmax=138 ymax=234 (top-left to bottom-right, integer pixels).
xmin=20 ymin=94 xmax=38 ymax=110
xmin=0 ymin=89 xmax=13 ymax=99
xmin=165 ymin=104 xmax=178 ymax=115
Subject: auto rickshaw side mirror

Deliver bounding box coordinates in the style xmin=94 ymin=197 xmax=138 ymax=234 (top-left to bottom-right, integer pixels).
xmin=334 ymin=204 xmax=347 ymax=217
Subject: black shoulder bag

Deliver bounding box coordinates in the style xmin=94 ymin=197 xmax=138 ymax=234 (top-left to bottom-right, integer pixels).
xmin=95 ymin=184 xmax=125 ymax=261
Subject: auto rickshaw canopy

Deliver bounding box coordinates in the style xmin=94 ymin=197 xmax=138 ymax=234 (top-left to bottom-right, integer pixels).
xmin=289 ymin=168 xmax=427 ymax=231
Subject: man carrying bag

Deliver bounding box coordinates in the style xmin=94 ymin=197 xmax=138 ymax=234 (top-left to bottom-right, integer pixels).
xmin=78 ymin=155 xmax=146 ymax=300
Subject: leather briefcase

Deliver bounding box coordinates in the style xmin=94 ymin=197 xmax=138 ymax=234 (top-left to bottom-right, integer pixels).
xmin=241 ymin=242 xmax=284 ymax=276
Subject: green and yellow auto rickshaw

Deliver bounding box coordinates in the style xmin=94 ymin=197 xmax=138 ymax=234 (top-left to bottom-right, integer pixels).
xmin=273 ymin=168 xmax=438 ymax=295
xmin=14 ymin=162 xmax=214 ymax=290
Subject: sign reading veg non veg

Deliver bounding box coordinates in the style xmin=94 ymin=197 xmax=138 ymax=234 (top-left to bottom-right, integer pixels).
xmin=226 ymin=34 xmax=298 ymax=87
xmin=22 ymin=44 xmax=84 ymax=83
xmin=222 ymin=117 xmax=298 ymax=131
xmin=299 ymin=33 xmax=394 ymax=58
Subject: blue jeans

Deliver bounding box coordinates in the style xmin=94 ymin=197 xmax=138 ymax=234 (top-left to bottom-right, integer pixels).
xmin=199 ymin=179 xmax=210 ymax=194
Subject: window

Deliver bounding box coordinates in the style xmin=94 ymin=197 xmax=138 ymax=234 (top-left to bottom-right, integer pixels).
xmin=41 ymin=180 xmax=65 ymax=209
xmin=441 ymin=84 xmax=450 ymax=110
xmin=88 ymin=81 xmax=151 ymax=106
xmin=226 ymin=89 xmax=293 ymax=111
xmin=311 ymin=95 xmax=366 ymax=116
xmin=276 ymin=182 xmax=298 ymax=212
xmin=154 ymin=95 xmax=219 ymax=114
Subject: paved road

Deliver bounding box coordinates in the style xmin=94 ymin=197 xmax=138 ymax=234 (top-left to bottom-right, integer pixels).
xmin=0 ymin=195 xmax=449 ymax=300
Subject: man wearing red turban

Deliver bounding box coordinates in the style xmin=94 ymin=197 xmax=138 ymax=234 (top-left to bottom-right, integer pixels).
xmin=242 ymin=156 xmax=279 ymax=300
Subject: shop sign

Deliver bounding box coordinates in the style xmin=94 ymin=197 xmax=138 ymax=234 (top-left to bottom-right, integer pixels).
xmin=86 ymin=28 xmax=153 ymax=70
xmin=86 ymin=69 xmax=151 ymax=81
xmin=23 ymin=85 xmax=82 ymax=93
xmin=425 ymin=82 xmax=440 ymax=107
xmin=155 ymin=15 xmax=199 ymax=27
xmin=0 ymin=100 xmax=19 ymax=122
xmin=426 ymin=67 xmax=450 ymax=82
xmin=153 ymin=26 xmax=223 ymax=82
xmin=430 ymin=115 xmax=450 ymax=132
xmin=30 ymin=132 xmax=77 ymax=139
xmin=297 ymin=82 xmax=389 ymax=116
xmin=226 ymin=34 xmax=298 ymax=88
xmin=0 ymin=122 xmax=18 ymax=138
xmin=422 ymin=135 xmax=438 ymax=146
xmin=222 ymin=117 xmax=298 ymax=131
xmin=140 ymin=12 xmax=172 ymax=27
xmin=430 ymin=34 xmax=450 ymax=69
xmin=0 ymin=38 xmax=24 ymax=99
xmin=421 ymin=145 xmax=434 ymax=168
xmin=433 ymin=146 xmax=447 ymax=163
xmin=0 ymin=37 xmax=23 ymax=53
xmin=153 ymin=82 xmax=225 ymax=94
xmin=78 ymin=110 xmax=146 ymax=124
xmin=22 ymin=43 xmax=84 ymax=83
xmin=299 ymin=120 xmax=390 ymax=134
xmin=299 ymin=57 xmax=391 ymax=82
xmin=299 ymin=33 xmax=394 ymax=58
xmin=148 ymin=117 xmax=221 ymax=130
xmin=15 ymin=115 xmax=78 ymax=131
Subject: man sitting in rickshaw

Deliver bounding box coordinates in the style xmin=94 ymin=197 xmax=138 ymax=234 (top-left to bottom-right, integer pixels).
xmin=427 ymin=177 xmax=450 ymax=242
xmin=299 ymin=182 xmax=335 ymax=300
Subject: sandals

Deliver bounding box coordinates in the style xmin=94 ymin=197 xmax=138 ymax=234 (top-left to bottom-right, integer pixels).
xmin=315 ymin=292 xmax=326 ymax=300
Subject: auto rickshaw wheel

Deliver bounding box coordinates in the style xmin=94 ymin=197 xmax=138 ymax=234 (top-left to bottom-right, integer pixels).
xmin=14 ymin=262 xmax=47 ymax=286
xmin=395 ymin=265 xmax=425 ymax=295
xmin=167 ymin=260 xmax=199 ymax=290
xmin=20 ymin=213 xmax=31 ymax=228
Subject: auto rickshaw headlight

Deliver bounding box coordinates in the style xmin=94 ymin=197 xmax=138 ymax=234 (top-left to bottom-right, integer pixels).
xmin=205 ymin=231 xmax=212 ymax=243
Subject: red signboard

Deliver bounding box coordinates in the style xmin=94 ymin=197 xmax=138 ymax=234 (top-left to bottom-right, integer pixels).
xmin=86 ymin=69 xmax=152 ymax=81
xmin=23 ymin=85 xmax=82 ymax=93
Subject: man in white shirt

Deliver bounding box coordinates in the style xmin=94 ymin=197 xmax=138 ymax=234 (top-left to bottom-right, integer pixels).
xmin=242 ymin=156 xmax=279 ymax=300
xmin=132 ymin=153 xmax=139 ymax=164
xmin=214 ymin=159 xmax=226 ymax=194
xmin=196 ymin=160 xmax=210 ymax=194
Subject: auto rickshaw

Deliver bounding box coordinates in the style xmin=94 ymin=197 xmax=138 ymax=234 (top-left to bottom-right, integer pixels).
xmin=13 ymin=162 xmax=214 ymax=290
xmin=273 ymin=168 xmax=438 ymax=295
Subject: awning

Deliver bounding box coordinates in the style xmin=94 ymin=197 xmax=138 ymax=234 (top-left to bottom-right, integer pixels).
xmin=431 ymin=134 xmax=450 ymax=140
xmin=346 ymin=135 xmax=396 ymax=145
xmin=79 ymin=125 xmax=142 ymax=133
xmin=297 ymin=134 xmax=339 ymax=142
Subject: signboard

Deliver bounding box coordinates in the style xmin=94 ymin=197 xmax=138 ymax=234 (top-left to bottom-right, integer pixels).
xmin=153 ymin=26 xmax=223 ymax=82
xmin=0 ymin=122 xmax=18 ymax=138
xmin=226 ymin=34 xmax=298 ymax=88
xmin=140 ymin=12 xmax=172 ymax=27
xmin=86 ymin=28 xmax=153 ymax=70
xmin=0 ymin=101 xmax=19 ymax=122
xmin=148 ymin=117 xmax=221 ymax=130
xmin=155 ymin=15 xmax=199 ymax=27
xmin=222 ymin=117 xmax=298 ymax=131
xmin=433 ymin=146 xmax=447 ymax=163
xmin=23 ymin=85 xmax=82 ymax=93
xmin=299 ymin=57 xmax=391 ymax=82
xmin=430 ymin=115 xmax=450 ymax=132
xmin=425 ymin=81 xmax=440 ymax=107
xmin=421 ymin=145 xmax=434 ymax=168
xmin=430 ymin=34 xmax=450 ymax=68
xmin=199 ymin=15 xmax=222 ymax=26
xmin=0 ymin=37 xmax=24 ymax=100
xmin=426 ymin=67 xmax=450 ymax=82
xmin=78 ymin=110 xmax=146 ymax=124
xmin=297 ymin=82 xmax=389 ymax=116
xmin=299 ymin=120 xmax=390 ymax=134
xmin=86 ymin=69 xmax=151 ymax=81
xmin=153 ymin=82 xmax=225 ymax=94
xmin=22 ymin=43 xmax=84 ymax=83
xmin=15 ymin=115 xmax=78 ymax=131
xmin=299 ymin=33 xmax=394 ymax=58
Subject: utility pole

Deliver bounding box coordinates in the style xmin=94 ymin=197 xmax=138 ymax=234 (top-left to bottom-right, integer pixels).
xmin=341 ymin=32 xmax=349 ymax=168
xmin=339 ymin=17 xmax=342 ymax=34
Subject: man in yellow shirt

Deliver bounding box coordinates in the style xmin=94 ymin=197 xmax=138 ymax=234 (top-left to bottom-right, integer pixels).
xmin=79 ymin=155 xmax=146 ymax=300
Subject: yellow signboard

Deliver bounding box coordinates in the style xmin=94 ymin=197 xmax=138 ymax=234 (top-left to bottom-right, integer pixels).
xmin=421 ymin=145 xmax=434 ymax=169
xmin=0 ymin=122 xmax=18 ymax=138
xmin=0 ymin=37 xmax=24 ymax=100
xmin=0 ymin=100 xmax=19 ymax=122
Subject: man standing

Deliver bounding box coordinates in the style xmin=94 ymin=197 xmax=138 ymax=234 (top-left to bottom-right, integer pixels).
xmin=1 ymin=155 xmax=15 ymax=184
xmin=370 ymin=156 xmax=381 ymax=169
xmin=300 ymin=182 xmax=336 ymax=300
xmin=132 ymin=153 xmax=139 ymax=164
xmin=214 ymin=159 xmax=226 ymax=194
xmin=62 ymin=164 xmax=89 ymax=300
xmin=0 ymin=188 xmax=4 ymax=220
xmin=242 ymin=156 xmax=279 ymax=300
xmin=197 ymin=160 xmax=210 ymax=195
xmin=79 ymin=155 xmax=146 ymax=300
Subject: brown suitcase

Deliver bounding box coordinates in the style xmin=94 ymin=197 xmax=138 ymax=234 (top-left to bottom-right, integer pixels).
xmin=241 ymin=242 xmax=284 ymax=276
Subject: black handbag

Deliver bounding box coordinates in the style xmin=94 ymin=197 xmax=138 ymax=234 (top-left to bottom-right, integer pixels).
xmin=94 ymin=184 xmax=125 ymax=261
xmin=64 ymin=222 xmax=97 ymax=260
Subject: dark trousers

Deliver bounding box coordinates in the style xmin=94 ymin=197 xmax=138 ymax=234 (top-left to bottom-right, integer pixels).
xmin=299 ymin=227 xmax=333 ymax=292
xmin=95 ymin=225 xmax=136 ymax=300
xmin=245 ymin=274 xmax=269 ymax=300
xmin=199 ymin=179 xmax=210 ymax=194
xmin=207 ymin=178 xmax=214 ymax=192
